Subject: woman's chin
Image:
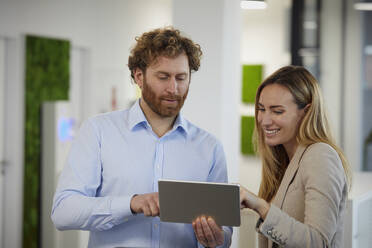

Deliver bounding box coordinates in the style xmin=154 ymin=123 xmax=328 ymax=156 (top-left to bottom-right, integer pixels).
xmin=265 ymin=138 xmax=279 ymax=147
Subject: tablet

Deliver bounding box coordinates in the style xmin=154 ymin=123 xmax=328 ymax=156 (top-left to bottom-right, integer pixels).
xmin=158 ymin=179 xmax=241 ymax=226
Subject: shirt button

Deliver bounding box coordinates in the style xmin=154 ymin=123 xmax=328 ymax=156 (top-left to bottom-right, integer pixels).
xmin=154 ymin=224 xmax=158 ymax=228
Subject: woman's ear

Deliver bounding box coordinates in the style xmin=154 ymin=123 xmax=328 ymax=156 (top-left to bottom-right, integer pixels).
xmin=133 ymin=68 xmax=144 ymax=89
xmin=300 ymin=104 xmax=311 ymax=119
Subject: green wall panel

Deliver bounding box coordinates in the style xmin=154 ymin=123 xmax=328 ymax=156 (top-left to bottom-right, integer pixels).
xmin=241 ymin=116 xmax=255 ymax=155
xmin=242 ymin=64 xmax=262 ymax=103
xmin=24 ymin=35 xmax=70 ymax=248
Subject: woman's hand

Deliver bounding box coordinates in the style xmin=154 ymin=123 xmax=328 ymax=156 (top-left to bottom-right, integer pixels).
xmin=240 ymin=186 xmax=270 ymax=219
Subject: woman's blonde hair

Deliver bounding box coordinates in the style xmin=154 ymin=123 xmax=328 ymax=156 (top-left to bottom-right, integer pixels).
xmin=254 ymin=66 xmax=352 ymax=202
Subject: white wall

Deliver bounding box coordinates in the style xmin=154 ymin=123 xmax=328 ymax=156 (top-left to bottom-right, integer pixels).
xmin=0 ymin=0 xmax=172 ymax=116
xmin=1 ymin=35 xmax=25 ymax=248
xmin=320 ymin=0 xmax=364 ymax=171
xmin=320 ymin=0 xmax=363 ymax=172
xmin=0 ymin=1 xmax=172 ymax=247
xmin=320 ymin=0 xmax=343 ymax=145
xmin=240 ymin=0 xmax=291 ymax=77
xmin=343 ymin=0 xmax=363 ymax=171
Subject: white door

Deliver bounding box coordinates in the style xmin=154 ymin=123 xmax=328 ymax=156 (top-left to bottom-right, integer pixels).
xmin=0 ymin=37 xmax=6 ymax=248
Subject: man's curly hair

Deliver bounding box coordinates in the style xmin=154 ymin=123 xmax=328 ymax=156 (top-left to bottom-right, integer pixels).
xmin=128 ymin=27 xmax=202 ymax=79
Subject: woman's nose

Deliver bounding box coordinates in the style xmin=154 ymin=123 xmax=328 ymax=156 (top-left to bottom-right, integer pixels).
xmin=260 ymin=112 xmax=272 ymax=126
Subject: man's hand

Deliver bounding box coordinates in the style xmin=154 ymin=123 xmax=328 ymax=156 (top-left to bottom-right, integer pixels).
xmin=192 ymin=216 xmax=224 ymax=248
xmin=130 ymin=192 xmax=160 ymax=217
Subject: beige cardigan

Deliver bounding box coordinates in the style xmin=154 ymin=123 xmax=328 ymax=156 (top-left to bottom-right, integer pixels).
xmin=256 ymin=143 xmax=348 ymax=248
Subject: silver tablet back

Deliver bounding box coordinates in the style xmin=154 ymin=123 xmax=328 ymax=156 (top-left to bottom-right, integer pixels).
xmin=158 ymin=179 xmax=241 ymax=226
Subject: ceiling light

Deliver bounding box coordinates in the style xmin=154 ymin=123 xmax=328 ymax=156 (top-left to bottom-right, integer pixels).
xmin=241 ymin=0 xmax=267 ymax=10
xmin=354 ymin=3 xmax=372 ymax=11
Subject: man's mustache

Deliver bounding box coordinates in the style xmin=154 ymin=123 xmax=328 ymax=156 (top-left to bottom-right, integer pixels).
xmin=160 ymin=95 xmax=183 ymax=101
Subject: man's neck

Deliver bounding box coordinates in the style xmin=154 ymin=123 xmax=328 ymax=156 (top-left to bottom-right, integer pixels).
xmin=139 ymin=99 xmax=177 ymax=138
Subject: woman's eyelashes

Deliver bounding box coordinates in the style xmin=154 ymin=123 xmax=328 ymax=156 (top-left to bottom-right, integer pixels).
xmin=273 ymin=110 xmax=284 ymax=115
xmin=256 ymin=107 xmax=284 ymax=115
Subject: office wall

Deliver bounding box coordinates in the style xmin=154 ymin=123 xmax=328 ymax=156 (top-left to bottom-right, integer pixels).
xmin=0 ymin=1 xmax=172 ymax=247
xmin=320 ymin=0 xmax=343 ymax=145
xmin=343 ymin=0 xmax=363 ymax=171
xmin=0 ymin=0 xmax=172 ymax=115
xmin=321 ymin=0 xmax=363 ymax=171
xmin=240 ymin=0 xmax=291 ymax=77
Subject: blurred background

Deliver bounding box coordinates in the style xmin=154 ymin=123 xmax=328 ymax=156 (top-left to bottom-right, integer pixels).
xmin=0 ymin=0 xmax=372 ymax=247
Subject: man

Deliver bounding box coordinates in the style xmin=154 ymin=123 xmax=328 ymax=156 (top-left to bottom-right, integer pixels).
xmin=52 ymin=27 xmax=232 ymax=248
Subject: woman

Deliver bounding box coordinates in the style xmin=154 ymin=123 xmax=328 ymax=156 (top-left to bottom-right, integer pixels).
xmin=240 ymin=66 xmax=352 ymax=248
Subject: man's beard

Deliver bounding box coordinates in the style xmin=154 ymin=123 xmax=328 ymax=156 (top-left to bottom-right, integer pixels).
xmin=141 ymin=77 xmax=189 ymax=118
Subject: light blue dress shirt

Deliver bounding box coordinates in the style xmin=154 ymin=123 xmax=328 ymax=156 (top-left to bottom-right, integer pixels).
xmin=52 ymin=99 xmax=232 ymax=248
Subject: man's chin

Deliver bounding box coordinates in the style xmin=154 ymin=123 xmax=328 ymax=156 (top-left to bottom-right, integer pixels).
xmin=157 ymin=103 xmax=182 ymax=116
xmin=158 ymin=109 xmax=180 ymax=118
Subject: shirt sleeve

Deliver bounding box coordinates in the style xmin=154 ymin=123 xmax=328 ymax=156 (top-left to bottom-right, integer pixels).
xmin=256 ymin=144 xmax=347 ymax=247
xmin=51 ymin=118 xmax=135 ymax=231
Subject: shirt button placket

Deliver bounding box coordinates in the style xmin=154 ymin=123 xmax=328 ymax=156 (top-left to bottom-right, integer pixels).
xmin=152 ymin=139 xmax=162 ymax=248
xmin=151 ymin=221 xmax=160 ymax=248
xmin=153 ymin=140 xmax=163 ymax=192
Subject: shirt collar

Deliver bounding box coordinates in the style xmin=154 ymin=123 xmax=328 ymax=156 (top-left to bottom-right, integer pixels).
xmin=128 ymin=99 xmax=189 ymax=136
xmin=172 ymin=112 xmax=189 ymax=135
xmin=128 ymin=99 xmax=149 ymax=130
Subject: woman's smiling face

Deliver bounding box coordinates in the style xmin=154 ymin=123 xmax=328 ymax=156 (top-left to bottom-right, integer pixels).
xmin=257 ymin=83 xmax=306 ymax=157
